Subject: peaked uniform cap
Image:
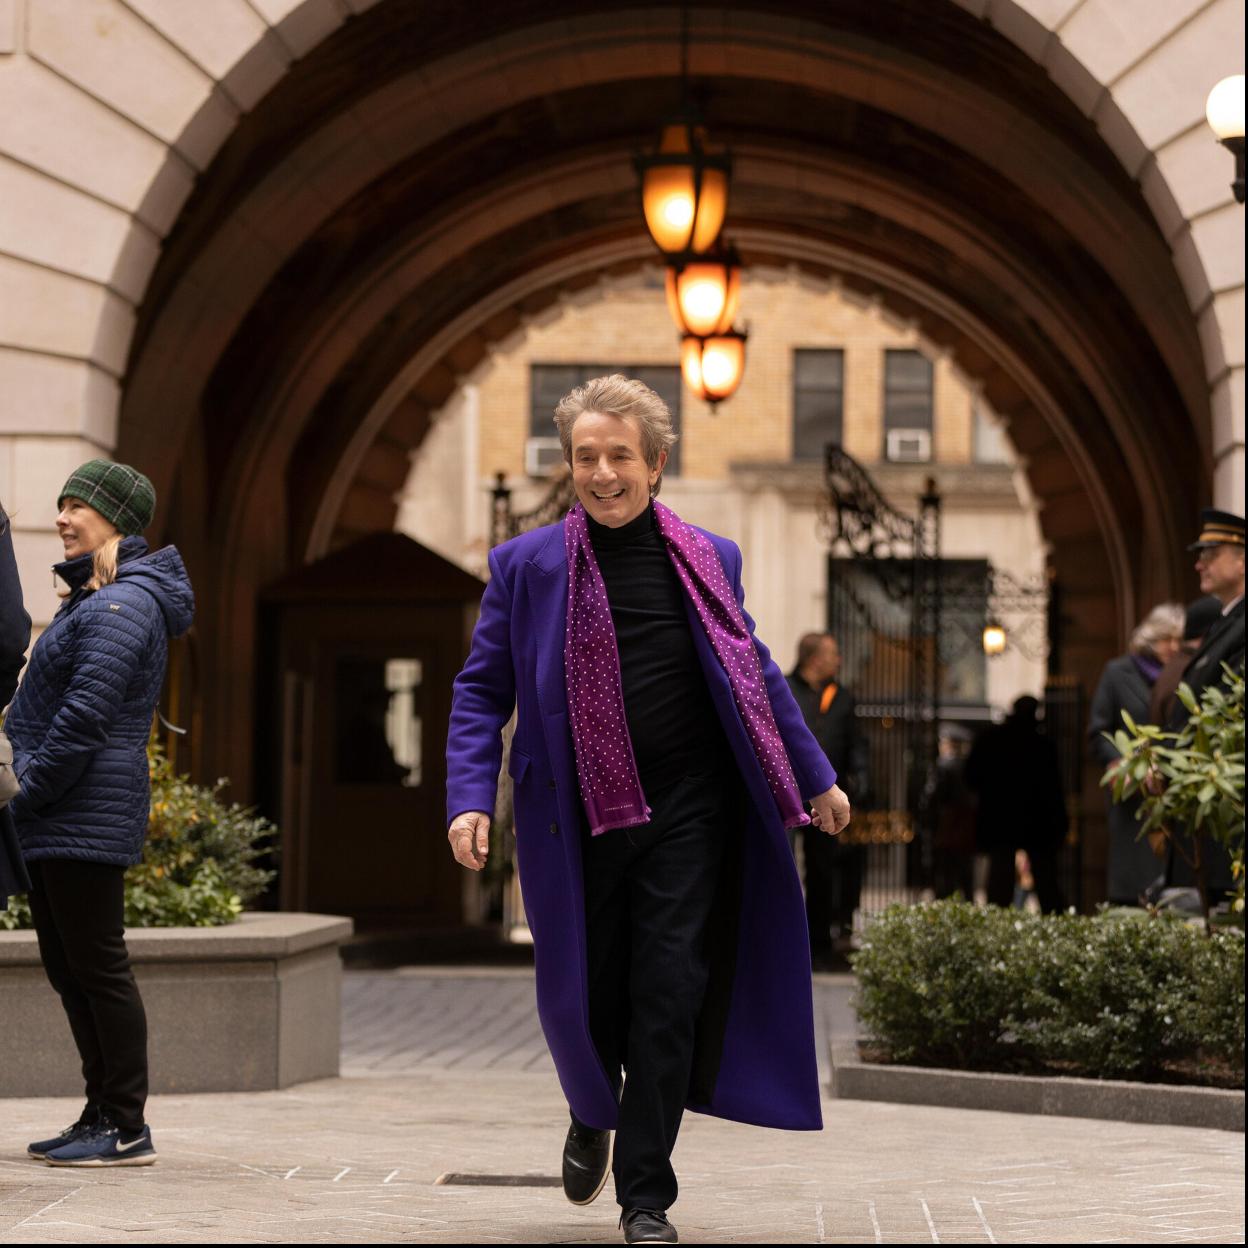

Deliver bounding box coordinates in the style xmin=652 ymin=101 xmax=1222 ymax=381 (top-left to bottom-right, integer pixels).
xmin=1188 ymin=508 xmax=1245 ymax=551
xmin=58 ymin=460 xmax=156 ymax=536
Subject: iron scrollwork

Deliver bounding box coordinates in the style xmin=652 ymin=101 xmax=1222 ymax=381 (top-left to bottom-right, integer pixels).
xmin=940 ymin=564 xmax=1052 ymax=662
xmin=819 ymin=447 xmax=925 ymax=563
xmin=491 ymin=469 xmax=578 ymax=547
xmin=820 ymin=443 xmax=942 ymax=890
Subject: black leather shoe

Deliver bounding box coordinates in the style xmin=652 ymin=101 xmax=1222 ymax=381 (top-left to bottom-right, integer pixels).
xmin=622 ymin=1208 xmax=678 ymax=1243
xmin=561 ymin=1119 xmax=611 ymax=1205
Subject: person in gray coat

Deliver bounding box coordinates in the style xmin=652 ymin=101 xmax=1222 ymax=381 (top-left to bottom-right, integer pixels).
xmin=1087 ymin=602 xmax=1184 ymax=904
xmin=1 ymin=501 xmax=33 ymax=905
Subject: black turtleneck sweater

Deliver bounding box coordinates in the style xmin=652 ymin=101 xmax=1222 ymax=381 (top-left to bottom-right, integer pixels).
xmin=586 ymin=504 xmax=729 ymax=795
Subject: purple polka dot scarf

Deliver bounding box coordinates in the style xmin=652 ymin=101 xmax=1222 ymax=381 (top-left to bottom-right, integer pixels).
xmin=564 ymin=499 xmax=810 ymax=836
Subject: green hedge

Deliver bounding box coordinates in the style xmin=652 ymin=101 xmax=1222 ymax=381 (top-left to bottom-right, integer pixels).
xmin=1 ymin=743 xmax=277 ymax=929
xmin=851 ymin=900 xmax=1244 ymax=1085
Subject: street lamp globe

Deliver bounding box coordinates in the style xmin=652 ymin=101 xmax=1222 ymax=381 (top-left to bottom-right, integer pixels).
xmin=1205 ymin=75 xmax=1245 ymax=203
xmin=1206 ymin=74 xmax=1245 ymax=139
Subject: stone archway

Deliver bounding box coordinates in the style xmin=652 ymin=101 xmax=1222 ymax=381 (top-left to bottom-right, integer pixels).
xmin=2 ymin=0 xmax=1239 ymax=517
xmin=1 ymin=0 xmax=1240 ymax=802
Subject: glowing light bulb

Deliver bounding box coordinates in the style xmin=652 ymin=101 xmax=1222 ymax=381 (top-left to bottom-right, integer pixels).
xmin=982 ymin=623 xmax=1007 ymax=657
xmin=1206 ymin=75 xmax=1245 ymax=141
xmin=661 ymin=195 xmax=695 ymax=229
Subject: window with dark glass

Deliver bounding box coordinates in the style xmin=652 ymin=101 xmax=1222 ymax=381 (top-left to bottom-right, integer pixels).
xmin=529 ymin=364 xmax=681 ymax=475
xmin=883 ymin=349 xmax=934 ymax=462
xmin=791 ymin=349 xmax=844 ymax=460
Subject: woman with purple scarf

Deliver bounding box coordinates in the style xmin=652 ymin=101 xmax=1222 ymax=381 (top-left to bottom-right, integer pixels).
xmin=1087 ymin=601 xmax=1184 ymax=904
xmin=446 ymin=375 xmax=851 ymax=1245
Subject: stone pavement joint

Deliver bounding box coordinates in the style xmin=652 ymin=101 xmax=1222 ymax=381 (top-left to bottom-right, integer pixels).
xmin=0 ymin=970 xmax=1240 ymax=1244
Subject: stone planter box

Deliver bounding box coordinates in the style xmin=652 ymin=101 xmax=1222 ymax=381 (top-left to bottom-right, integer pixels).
xmin=0 ymin=912 xmax=352 ymax=1098
xmin=829 ymin=1038 xmax=1245 ymax=1133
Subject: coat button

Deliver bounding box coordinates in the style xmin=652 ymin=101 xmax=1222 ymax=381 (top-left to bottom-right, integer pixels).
xmin=549 ymin=822 xmax=559 ymax=835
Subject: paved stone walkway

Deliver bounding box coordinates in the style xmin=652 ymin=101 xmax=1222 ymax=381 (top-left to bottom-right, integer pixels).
xmin=0 ymin=970 xmax=1242 ymax=1244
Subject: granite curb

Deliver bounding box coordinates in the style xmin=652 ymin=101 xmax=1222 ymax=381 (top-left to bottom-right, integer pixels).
xmin=829 ymin=1036 xmax=1245 ymax=1132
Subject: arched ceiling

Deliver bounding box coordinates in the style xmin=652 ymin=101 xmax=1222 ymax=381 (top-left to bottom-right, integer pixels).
xmin=115 ymin=0 xmax=1213 ymax=788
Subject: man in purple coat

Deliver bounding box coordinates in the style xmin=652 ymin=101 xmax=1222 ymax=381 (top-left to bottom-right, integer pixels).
xmin=446 ymin=375 xmax=851 ymax=1245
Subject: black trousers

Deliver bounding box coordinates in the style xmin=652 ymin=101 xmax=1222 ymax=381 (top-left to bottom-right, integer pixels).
xmin=580 ymin=768 xmax=732 ymax=1212
xmin=986 ymin=846 xmax=1065 ymax=915
xmin=802 ymin=825 xmax=862 ymax=952
xmin=27 ymin=859 xmax=148 ymax=1133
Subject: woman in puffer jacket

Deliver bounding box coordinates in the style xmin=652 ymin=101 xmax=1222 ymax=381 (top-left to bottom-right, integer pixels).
xmin=6 ymin=461 xmax=194 ymax=1169
xmin=1 ymin=500 xmax=33 ymax=905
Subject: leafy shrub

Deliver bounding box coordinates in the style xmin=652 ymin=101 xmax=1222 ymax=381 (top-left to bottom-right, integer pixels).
xmin=141 ymin=744 xmax=275 ymax=910
xmin=853 ymin=899 xmax=1244 ymax=1085
xmin=1 ymin=742 xmax=276 ymax=929
xmin=1010 ymin=910 xmax=1206 ymax=1079
xmin=850 ymin=899 xmax=1024 ymax=1069
xmin=1107 ymin=669 xmax=1244 ymax=916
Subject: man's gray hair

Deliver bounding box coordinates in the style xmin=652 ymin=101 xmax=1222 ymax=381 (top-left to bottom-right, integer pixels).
xmin=552 ymin=374 xmax=679 ymax=497
xmin=1128 ymin=602 xmax=1184 ymax=657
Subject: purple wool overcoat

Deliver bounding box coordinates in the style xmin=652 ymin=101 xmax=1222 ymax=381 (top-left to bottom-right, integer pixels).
xmin=446 ymin=518 xmax=837 ymax=1133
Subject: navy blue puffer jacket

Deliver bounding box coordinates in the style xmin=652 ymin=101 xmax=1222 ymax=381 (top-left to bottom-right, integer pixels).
xmin=6 ymin=538 xmax=194 ymax=867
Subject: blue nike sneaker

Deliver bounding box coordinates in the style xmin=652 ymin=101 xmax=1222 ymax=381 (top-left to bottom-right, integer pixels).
xmin=27 ymin=1114 xmax=98 ymax=1159
xmin=45 ymin=1117 xmax=156 ymax=1167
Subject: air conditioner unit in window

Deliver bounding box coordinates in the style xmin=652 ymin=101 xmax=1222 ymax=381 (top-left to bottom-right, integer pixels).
xmin=525 ymin=437 xmax=565 ymax=477
xmin=886 ymin=428 xmax=931 ymax=463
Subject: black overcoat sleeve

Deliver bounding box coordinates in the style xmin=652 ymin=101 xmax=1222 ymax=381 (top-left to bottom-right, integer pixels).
xmin=1087 ymin=660 xmax=1128 ymax=771
xmin=0 ymin=509 xmax=31 ymax=711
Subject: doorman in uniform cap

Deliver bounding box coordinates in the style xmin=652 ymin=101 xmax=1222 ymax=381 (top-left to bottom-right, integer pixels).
xmin=1165 ymin=508 xmax=1244 ymax=896
xmin=1171 ymin=508 xmax=1245 ymax=720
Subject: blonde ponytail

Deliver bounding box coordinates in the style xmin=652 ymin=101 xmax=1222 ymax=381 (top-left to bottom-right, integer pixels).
xmin=86 ymin=534 xmax=123 ymax=592
xmin=58 ymin=533 xmax=123 ymax=598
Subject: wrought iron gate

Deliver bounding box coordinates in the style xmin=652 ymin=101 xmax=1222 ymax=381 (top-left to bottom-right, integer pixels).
xmin=818 ymin=446 xmax=942 ymax=917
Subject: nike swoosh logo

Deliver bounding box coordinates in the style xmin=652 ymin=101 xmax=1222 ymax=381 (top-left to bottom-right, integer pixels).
xmin=115 ymin=1135 xmax=148 ymax=1152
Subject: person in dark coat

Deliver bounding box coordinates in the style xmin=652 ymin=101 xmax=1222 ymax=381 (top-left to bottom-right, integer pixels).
xmin=1087 ymin=602 xmax=1184 ymax=904
xmin=785 ymin=632 xmax=869 ymax=966
xmin=1 ymin=501 xmax=33 ymax=906
xmin=1163 ymin=509 xmax=1244 ymax=897
xmin=964 ymin=695 xmax=1067 ymax=913
xmin=1149 ymin=596 xmax=1224 ymax=725
xmin=5 ymin=460 xmax=194 ymax=1169
xmin=1170 ymin=510 xmax=1245 ymax=718
xmin=929 ymin=723 xmax=976 ymax=901
xmin=445 ymin=376 xmax=851 ymax=1245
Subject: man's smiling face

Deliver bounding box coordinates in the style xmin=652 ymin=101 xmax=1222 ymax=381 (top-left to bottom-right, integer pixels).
xmin=569 ymin=411 xmax=666 ymax=528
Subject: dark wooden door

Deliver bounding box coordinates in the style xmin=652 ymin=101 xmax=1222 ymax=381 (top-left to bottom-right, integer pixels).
xmin=276 ymin=604 xmax=463 ymax=929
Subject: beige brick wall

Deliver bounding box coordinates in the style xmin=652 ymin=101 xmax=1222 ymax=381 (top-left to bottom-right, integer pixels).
xmin=474 ymin=271 xmax=979 ymax=481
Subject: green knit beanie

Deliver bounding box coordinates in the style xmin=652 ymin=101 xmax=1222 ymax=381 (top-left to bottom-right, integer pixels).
xmin=58 ymin=459 xmax=156 ymax=536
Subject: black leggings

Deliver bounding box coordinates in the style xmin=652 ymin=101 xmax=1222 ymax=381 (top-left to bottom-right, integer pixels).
xmin=27 ymin=859 xmax=148 ymax=1132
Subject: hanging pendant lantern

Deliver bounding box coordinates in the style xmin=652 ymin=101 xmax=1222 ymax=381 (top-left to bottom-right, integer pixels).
xmin=681 ymin=330 xmax=747 ymax=409
xmin=665 ymin=247 xmax=741 ymax=337
xmin=636 ymin=119 xmax=731 ymax=255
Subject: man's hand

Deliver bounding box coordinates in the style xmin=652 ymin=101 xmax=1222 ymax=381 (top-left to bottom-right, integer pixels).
xmin=809 ymin=784 xmax=851 ymax=836
xmin=448 ymin=811 xmax=491 ymax=870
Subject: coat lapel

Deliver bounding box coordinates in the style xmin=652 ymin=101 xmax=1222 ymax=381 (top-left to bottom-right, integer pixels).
xmin=529 ymin=521 xmax=569 ymax=725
